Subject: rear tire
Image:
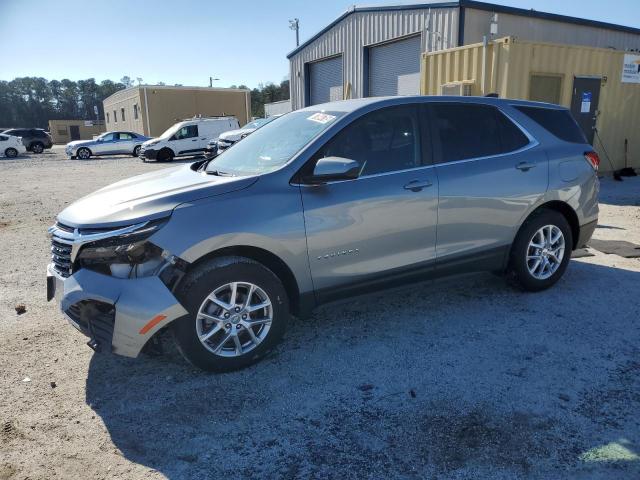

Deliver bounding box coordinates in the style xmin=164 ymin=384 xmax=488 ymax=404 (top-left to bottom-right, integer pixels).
xmin=172 ymin=256 xmax=289 ymax=372
xmin=5 ymin=148 xmax=18 ymax=158
xmin=30 ymin=142 xmax=44 ymax=154
xmin=76 ymin=147 xmax=91 ymax=160
xmin=157 ymin=148 xmax=174 ymax=162
xmin=133 ymin=145 xmax=141 ymax=157
xmin=507 ymin=209 xmax=572 ymax=292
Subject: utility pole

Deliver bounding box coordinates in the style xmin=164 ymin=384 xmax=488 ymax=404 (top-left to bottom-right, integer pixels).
xmin=289 ymin=18 xmax=299 ymax=47
xmin=209 ymin=77 xmax=220 ymax=87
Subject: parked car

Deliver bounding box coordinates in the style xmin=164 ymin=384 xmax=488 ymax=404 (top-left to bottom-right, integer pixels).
xmin=207 ymin=116 xmax=277 ymax=158
xmin=1 ymin=128 xmax=52 ymax=153
xmin=140 ymin=117 xmax=239 ymax=162
xmin=0 ymin=133 xmax=27 ymax=157
xmin=47 ymin=96 xmax=599 ymax=372
xmin=66 ymin=131 xmax=151 ymax=159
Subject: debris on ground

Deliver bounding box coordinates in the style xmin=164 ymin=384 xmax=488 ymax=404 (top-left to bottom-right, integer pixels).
xmin=14 ymin=304 xmax=26 ymax=315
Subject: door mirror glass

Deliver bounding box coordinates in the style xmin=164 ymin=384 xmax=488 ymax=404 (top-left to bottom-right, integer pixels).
xmin=308 ymin=156 xmax=361 ymax=183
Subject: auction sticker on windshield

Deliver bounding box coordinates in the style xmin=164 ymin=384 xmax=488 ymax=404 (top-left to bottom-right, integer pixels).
xmin=307 ymin=113 xmax=336 ymax=124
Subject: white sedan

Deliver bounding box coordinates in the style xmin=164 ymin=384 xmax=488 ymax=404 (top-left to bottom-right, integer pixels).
xmin=0 ymin=134 xmax=27 ymax=158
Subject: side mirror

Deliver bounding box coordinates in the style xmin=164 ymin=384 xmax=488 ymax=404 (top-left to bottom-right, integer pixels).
xmin=307 ymin=156 xmax=361 ymax=184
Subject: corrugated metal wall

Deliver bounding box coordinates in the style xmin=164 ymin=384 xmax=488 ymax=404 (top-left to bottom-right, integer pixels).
xmin=464 ymin=8 xmax=640 ymax=52
xmin=289 ymin=7 xmax=460 ymax=110
xmin=368 ymin=34 xmax=422 ymax=96
xmin=422 ymin=37 xmax=640 ymax=171
xmin=265 ymin=100 xmax=292 ymax=117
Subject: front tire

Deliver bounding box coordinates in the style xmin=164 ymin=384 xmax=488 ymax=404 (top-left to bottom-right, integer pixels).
xmin=507 ymin=209 xmax=572 ymax=292
xmin=77 ymin=147 xmax=91 ymax=160
xmin=172 ymin=256 xmax=289 ymax=372
xmin=157 ymin=148 xmax=174 ymax=162
xmin=5 ymin=148 xmax=18 ymax=158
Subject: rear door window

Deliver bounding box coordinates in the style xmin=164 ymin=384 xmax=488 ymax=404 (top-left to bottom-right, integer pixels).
xmin=496 ymin=112 xmax=530 ymax=152
xmin=118 ymin=133 xmax=134 ymax=140
xmin=430 ymin=103 xmax=530 ymax=163
xmin=514 ymin=106 xmax=587 ymax=143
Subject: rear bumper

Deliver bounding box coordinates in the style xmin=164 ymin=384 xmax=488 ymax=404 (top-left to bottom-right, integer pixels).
xmin=576 ymin=219 xmax=598 ymax=249
xmin=47 ymin=264 xmax=187 ymax=357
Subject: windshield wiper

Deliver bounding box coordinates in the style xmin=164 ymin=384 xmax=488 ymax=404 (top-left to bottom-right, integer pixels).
xmin=206 ymin=169 xmax=233 ymax=176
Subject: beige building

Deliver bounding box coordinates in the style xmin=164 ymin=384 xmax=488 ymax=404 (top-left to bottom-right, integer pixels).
xmin=421 ymin=36 xmax=640 ymax=172
xmin=102 ymin=85 xmax=251 ymax=137
xmin=48 ymin=120 xmax=106 ymax=144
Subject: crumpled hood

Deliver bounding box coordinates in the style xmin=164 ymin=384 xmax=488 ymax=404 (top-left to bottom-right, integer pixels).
xmin=219 ymin=127 xmax=256 ymax=142
xmin=57 ymin=164 xmax=258 ymax=228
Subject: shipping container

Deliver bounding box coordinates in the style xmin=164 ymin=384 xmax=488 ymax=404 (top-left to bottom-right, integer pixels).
xmin=422 ymin=36 xmax=640 ymax=171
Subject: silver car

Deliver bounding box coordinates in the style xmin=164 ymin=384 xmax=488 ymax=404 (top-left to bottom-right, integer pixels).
xmin=48 ymin=96 xmax=599 ymax=371
xmin=66 ymin=131 xmax=151 ymax=159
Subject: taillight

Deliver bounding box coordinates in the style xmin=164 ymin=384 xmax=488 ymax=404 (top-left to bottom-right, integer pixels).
xmin=584 ymin=151 xmax=600 ymax=171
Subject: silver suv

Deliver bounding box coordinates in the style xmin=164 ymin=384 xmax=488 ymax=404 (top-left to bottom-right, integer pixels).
xmin=47 ymin=97 xmax=599 ymax=372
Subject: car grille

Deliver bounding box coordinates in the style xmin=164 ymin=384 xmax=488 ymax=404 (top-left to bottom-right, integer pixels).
xmin=51 ymin=223 xmax=74 ymax=277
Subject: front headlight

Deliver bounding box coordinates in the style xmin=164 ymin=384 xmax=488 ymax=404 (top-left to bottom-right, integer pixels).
xmin=75 ymin=219 xmax=168 ymax=278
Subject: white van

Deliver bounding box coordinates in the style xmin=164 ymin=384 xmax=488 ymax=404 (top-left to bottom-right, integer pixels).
xmin=140 ymin=116 xmax=239 ymax=162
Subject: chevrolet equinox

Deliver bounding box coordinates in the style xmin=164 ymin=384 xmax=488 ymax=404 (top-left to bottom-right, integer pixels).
xmin=47 ymin=97 xmax=599 ymax=371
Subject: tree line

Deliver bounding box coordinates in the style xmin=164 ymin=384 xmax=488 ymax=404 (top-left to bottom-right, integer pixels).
xmin=0 ymin=76 xmax=290 ymax=129
xmin=230 ymin=80 xmax=290 ymax=118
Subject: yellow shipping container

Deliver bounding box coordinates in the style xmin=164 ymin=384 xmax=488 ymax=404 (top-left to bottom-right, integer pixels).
xmin=422 ymin=37 xmax=640 ymax=172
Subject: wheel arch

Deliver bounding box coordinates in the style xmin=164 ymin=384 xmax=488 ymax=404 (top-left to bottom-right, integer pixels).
xmin=180 ymin=245 xmax=302 ymax=316
xmin=159 ymin=146 xmax=175 ymax=158
xmin=77 ymin=146 xmax=93 ymax=156
xmin=522 ymin=201 xmax=580 ymax=250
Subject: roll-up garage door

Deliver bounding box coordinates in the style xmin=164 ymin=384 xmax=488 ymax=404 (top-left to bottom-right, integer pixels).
xmin=308 ymin=55 xmax=343 ymax=106
xmin=368 ymin=35 xmax=421 ymax=97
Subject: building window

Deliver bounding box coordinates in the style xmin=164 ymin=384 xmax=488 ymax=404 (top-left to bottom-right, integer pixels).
xmin=133 ymin=104 xmax=139 ymax=120
xmin=106 ymin=112 xmax=110 ymax=123
xmin=121 ymin=108 xmax=126 ymax=122
xmin=113 ymin=110 xmax=118 ymax=122
xmin=57 ymin=127 xmax=67 ymax=136
xmin=529 ymin=74 xmax=563 ymax=105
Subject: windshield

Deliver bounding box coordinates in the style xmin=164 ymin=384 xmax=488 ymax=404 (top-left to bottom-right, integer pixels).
xmin=158 ymin=123 xmax=182 ymax=139
xmin=206 ymin=110 xmax=344 ymax=176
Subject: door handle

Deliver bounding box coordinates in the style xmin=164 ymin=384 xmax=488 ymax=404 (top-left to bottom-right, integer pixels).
xmin=516 ymin=162 xmax=536 ymax=171
xmin=192 ymin=139 xmax=198 ymax=141
xmin=403 ymin=180 xmax=433 ymax=192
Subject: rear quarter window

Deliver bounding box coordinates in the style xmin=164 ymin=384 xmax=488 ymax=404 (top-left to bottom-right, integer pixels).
xmin=514 ymin=106 xmax=587 ymax=143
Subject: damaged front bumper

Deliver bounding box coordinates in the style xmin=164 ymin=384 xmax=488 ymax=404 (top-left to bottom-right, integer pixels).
xmin=47 ymin=264 xmax=187 ymax=358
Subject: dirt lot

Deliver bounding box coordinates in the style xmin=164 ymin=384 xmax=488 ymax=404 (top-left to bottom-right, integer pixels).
xmin=1 ymin=147 xmax=639 ymax=479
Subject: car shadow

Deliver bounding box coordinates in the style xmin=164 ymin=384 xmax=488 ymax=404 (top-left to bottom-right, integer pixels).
xmin=86 ymin=260 xmax=640 ymax=478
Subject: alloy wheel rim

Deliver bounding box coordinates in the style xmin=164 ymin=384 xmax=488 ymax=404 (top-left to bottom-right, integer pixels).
xmin=79 ymin=149 xmax=89 ymax=159
xmin=526 ymin=225 xmax=565 ymax=280
xmin=196 ymin=281 xmax=273 ymax=357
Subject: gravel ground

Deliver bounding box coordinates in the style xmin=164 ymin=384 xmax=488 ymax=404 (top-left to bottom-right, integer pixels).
xmin=1 ymin=147 xmax=639 ymax=479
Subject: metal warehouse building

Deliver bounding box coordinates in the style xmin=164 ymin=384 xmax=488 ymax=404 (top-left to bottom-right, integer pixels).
xmin=103 ymin=85 xmax=251 ymax=137
xmin=287 ymin=0 xmax=640 ymax=110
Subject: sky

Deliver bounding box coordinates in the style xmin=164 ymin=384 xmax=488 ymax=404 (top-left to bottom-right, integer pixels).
xmin=0 ymin=0 xmax=638 ymax=89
